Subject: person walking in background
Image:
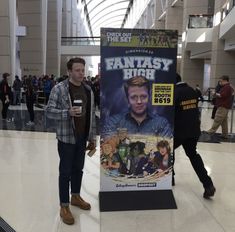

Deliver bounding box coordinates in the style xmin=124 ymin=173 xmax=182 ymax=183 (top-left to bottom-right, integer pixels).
xmin=25 ymin=77 xmax=35 ymax=126
xmin=207 ymin=75 xmax=234 ymax=139
xmin=46 ymin=57 xmax=96 ymax=225
xmin=174 ymin=73 xmax=216 ymax=199
xmin=0 ymin=73 xmax=12 ymax=122
xmin=43 ymin=75 xmax=53 ymax=104
xmin=211 ymin=80 xmax=222 ymax=119
xmin=12 ymin=75 xmax=22 ymax=105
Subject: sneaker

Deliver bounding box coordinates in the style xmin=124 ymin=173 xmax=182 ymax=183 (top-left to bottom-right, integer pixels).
xmin=60 ymin=206 xmax=74 ymax=225
xmin=26 ymin=121 xmax=35 ymax=126
xmin=71 ymin=195 xmax=91 ymax=210
xmin=203 ymin=185 xmax=216 ymax=199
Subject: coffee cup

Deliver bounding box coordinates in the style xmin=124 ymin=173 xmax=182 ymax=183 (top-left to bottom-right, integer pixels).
xmin=73 ymin=99 xmax=82 ymax=115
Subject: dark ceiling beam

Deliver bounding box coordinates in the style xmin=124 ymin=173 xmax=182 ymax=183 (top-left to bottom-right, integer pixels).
xmin=121 ymin=0 xmax=134 ymax=28
xmin=81 ymin=0 xmax=93 ymax=37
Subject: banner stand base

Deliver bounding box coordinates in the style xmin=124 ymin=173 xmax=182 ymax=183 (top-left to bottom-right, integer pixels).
xmin=99 ymin=190 xmax=177 ymax=212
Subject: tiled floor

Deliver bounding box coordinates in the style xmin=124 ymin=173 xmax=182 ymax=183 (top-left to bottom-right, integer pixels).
xmin=0 ymin=105 xmax=235 ymax=232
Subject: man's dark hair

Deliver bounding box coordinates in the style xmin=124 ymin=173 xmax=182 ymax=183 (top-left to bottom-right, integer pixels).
xmin=176 ymin=73 xmax=182 ymax=83
xmin=124 ymin=76 xmax=150 ymax=97
xmin=67 ymin=57 xmax=86 ymax=70
xmin=220 ymin=75 xmax=229 ymax=82
xmin=2 ymin=73 xmax=10 ymax=79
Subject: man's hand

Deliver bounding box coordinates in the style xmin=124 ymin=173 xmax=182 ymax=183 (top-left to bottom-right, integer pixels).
xmin=86 ymin=141 xmax=96 ymax=150
xmin=86 ymin=140 xmax=96 ymax=157
xmin=69 ymin=106 xmax=82 ymax=117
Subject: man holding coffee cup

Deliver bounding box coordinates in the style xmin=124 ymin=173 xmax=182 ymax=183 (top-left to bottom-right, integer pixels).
xmin=46 ymin=57 xmax=96 ymax=225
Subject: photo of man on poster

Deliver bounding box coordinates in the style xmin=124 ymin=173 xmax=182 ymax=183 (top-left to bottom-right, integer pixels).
xmin=102 ymin=75 xmax=172 ymax=138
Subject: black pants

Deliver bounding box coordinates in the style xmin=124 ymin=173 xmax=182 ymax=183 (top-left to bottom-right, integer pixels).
xmin=1 ymin=99 xmax=9 ymax=119
xmin=45 ymin=93 xmax=50 ymax=104
xmin=174 ymin=137 xmax=213 ymax=189
xmin=58 ymin=137 xmax=86 ymax=205
xmin=26 ymin=98 xmax=34 ymax=122
xmin=211 ymin=106 xmax=217 ymax=119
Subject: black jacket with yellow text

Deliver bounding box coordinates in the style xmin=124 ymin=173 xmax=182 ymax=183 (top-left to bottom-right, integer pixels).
xmin=174 ymin=82 xmax=201 ymax=139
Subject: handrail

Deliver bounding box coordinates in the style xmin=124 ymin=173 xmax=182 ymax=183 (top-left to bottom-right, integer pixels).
xmin=61 ymin=36 xmax=100 ymax=39
xmin=61 ymin=35 xmax=182 ymax=46
xmin=61 ymin=36 xmax=101 ymax=46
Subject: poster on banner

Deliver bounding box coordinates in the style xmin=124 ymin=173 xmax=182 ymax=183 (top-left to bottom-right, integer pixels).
xmin=100 ymin=28 xmax=178 ymax=192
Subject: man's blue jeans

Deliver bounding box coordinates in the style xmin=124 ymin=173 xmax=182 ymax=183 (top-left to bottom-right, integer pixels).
xmin=58 ymin=137 xmax=86 ymax=206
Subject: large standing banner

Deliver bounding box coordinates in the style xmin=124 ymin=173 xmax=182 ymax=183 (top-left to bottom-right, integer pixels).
xmin=100 ymin=28 xmax=177 ymax=210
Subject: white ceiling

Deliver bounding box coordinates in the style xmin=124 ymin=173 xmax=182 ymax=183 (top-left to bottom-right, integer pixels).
xmin=83 ymin=0 xmax=131 ymax=36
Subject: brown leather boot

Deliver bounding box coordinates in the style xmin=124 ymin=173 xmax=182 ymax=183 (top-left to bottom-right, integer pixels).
xmin=60 ymin=206 xmax=74 ymax=225
xmin=71 ymin=195 xmax=91 ymax=210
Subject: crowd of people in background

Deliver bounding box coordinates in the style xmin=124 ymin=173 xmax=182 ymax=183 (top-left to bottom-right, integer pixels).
xmin=0 ymin=72 xmax=100 ymax=125
xmin=0 ymin=70 xmax=233 ymax=136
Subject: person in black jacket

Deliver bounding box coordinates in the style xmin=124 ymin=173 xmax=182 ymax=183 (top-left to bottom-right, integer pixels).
xmin=25 ymin=77 xmax=35 ymax=126
xmin=0 ymin=73 xmax=11 ymax=121
xmin=174 ymin=73 xmax=216 ymax=199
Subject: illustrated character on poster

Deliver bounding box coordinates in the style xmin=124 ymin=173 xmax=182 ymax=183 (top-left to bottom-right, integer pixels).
xmin=125 ymin=141 xmax=147 ymax=176
xmin=101 ymin=139 xmax=121 ymax=177
xmin=142 ymin=140 xmax=172 ymax=176
xmin=103 ymin=76 xmax=172 ymax=138
xmin=117 ymin=127 xmax=131 ymax=145
xmin=154 ymin=140 xmax=172 ymax=173
xmin=139 ymin=33 xmax=145 ymax=46
xmin=157 ymin=32 xmax=170 ymax=47
xmin=116 ymin=128 xmax=130 ymax=161
xmin=142 ymin=149 xmax=158 ymax=176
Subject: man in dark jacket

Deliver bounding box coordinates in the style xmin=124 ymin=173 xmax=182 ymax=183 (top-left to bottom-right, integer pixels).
xmin=174 ymin=73 xmax=216 ymax=199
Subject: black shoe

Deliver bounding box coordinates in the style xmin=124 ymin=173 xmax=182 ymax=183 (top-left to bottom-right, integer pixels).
xmin=203 ymin=185 xmax=216 ymax=199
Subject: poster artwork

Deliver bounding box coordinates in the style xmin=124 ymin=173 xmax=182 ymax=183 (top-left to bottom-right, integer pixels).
xmin=100 ymin=28 xmax=178 ymax=192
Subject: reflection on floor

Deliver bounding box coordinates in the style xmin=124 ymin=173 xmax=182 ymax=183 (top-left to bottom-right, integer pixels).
xmin=0 ymin=104 xmax=100 ymax=134
xmin=0 ymin=105 xmax=235 ymax=232
xmin=0 ymin=104 xmax=55 ymax=132
xmin=199 ymin=132 xmax=235 ymax=143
